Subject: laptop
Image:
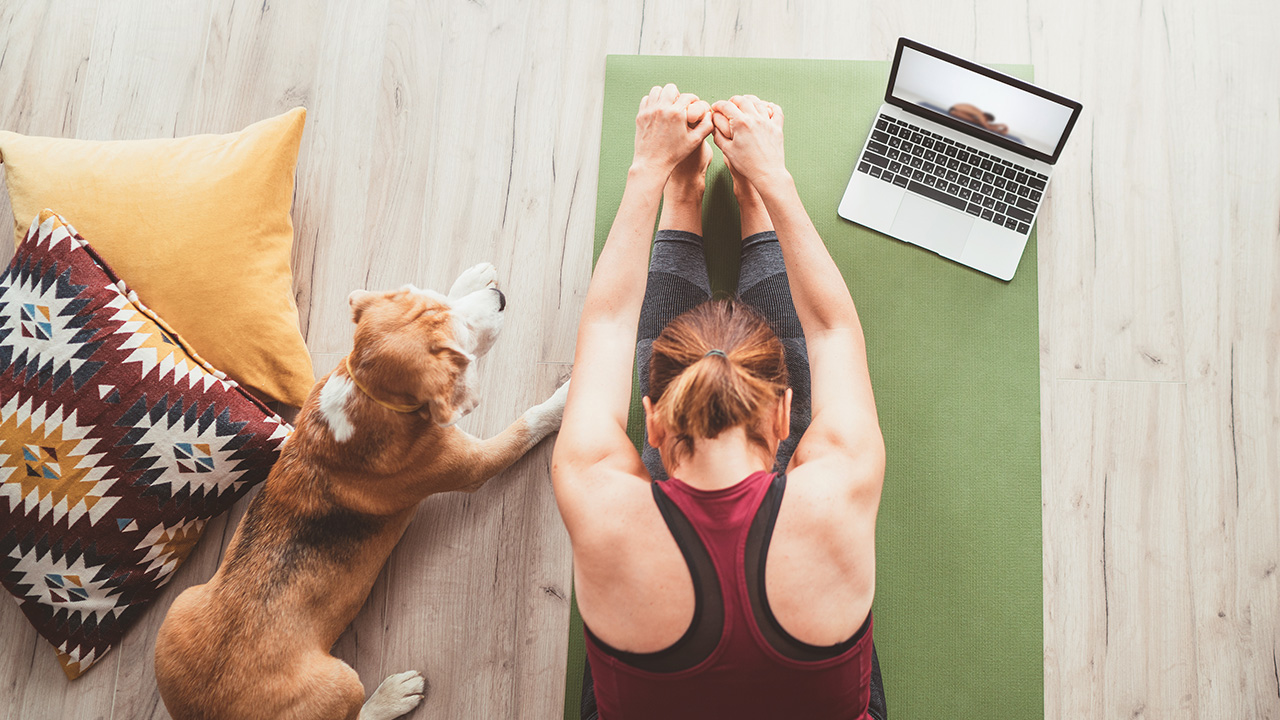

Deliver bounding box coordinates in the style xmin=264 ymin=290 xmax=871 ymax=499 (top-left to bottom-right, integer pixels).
xmin=838 ymin=38 xmax=1083 ymax=280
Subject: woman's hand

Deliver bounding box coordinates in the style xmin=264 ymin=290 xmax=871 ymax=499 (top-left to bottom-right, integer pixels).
xmin=710 ymin=95 xmax=787 ymax=186
xmin=633 ymin=83 xmax=713 ymax=178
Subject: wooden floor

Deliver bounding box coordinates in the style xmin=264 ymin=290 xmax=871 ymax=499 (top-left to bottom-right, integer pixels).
xmin=1 ymin=1 xmax=1277 ymax=718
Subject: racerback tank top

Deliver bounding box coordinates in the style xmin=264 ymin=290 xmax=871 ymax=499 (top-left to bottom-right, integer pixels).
xmin=583 ymin=471 xmax=874 ymax=719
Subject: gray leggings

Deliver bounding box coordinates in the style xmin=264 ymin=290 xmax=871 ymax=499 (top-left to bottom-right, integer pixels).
xmin=635 ymin=228 xmax=811 ymax=480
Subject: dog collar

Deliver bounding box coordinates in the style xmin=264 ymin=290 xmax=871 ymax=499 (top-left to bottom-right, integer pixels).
xmin=344 ymin=356 xmax=424 ymax=414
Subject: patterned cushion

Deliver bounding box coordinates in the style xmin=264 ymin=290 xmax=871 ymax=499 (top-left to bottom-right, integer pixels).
xmin=0 ymin=211 xmax=291 ymax=679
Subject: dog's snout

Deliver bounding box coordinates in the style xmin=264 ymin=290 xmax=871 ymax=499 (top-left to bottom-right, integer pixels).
xmin=493 ymin=287 xmax=506 ymax=312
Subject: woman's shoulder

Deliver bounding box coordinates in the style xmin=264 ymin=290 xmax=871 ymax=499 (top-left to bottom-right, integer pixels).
xmin=762 ymin=464 xmax=878 ymax=648
xmin=786 ymin=446 xmax=884 ymax=505
xmin=556 ymin=466 xmax=661 ymax=553
xmin=565 ymin=472 xmax=697 ymax=654
xmin=781 ymin=455 xmax=883 ymax=541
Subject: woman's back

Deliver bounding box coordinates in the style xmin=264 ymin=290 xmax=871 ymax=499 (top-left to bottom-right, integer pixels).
xmin=582 ymin=471 xmax=876 ymax=719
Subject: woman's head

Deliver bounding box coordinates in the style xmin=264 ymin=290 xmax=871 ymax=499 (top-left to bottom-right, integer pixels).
xmin=645 ymin=300 xmax=790 ymax=467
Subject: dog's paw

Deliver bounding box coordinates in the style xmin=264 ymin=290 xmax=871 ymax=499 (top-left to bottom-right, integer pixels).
xmin=448 ymin=262 xmax=498 ymax=299
xmin=360 ymin=670 xmax=425 ymax=720
xmin=526 ymin=379 xmax=570 ymax=438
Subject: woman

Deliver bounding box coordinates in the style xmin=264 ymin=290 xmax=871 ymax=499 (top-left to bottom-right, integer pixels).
xmin=553 ymin=83 xmax=886 ymax=719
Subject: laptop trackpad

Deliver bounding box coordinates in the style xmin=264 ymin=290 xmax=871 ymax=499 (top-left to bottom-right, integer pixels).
xmin=890 ymin=193 xmax=973 ymax=260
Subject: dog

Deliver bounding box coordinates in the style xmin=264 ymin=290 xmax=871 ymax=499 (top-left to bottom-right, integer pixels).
xmin=154 ymin=263 xmax=569 ymax=720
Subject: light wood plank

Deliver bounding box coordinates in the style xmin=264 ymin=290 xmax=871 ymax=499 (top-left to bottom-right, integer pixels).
xmin=290 ymin=0 xmax=391 ymax=348
xmin=0 ymin=603 xmax=42 ymax=720
xmin=1175 ymin=2 xmax=1280 ymax=711
xmin=0 ymin=0 xmax=101 ymax=277
xmin=0 ymin=0 xmax=100 ymax=138
xmin=1043 ymin=380 xmax=1201 ymax=717
xmin=1036 ymin=0 xmax=1188 ymax=383
xmin=73 ymin=1 xmax=214 ymax=141
xmin=185 ymin=0 xmax=328 ymax=133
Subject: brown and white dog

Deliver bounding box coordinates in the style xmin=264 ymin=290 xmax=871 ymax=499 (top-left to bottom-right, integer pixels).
xmin=154 ymin=263 xmax=568 ymax=720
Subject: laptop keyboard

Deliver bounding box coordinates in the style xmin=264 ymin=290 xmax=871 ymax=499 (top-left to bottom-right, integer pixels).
xmin=857 ymin=114 xmax=1047 ymax=234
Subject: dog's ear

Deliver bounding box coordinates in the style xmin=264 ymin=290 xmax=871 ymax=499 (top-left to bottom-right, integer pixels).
xmin=419 ymin=341 xmax=473 ymax=426
xmin=349 ymin=290 xmax=378 ymax=323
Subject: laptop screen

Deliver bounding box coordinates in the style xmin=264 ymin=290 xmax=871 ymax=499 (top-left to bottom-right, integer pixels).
xmin=887 ymin=40 xmax=1080 ymax=162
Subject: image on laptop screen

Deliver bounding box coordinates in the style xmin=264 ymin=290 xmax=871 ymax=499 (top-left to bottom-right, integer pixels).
xmin=891 ymin=45 xmax=1076 ymax=157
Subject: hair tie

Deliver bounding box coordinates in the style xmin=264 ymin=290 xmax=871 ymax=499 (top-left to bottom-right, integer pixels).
xmin=704 ymin=349 xmax=728 ymax=359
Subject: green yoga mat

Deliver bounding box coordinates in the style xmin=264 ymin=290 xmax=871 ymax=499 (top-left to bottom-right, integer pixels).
xmin=565 ymin=55 xmax=1043 ymax=719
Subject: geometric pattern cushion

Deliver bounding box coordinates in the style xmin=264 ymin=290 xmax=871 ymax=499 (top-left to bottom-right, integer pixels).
xmin=0 ymin=211 xmax=291 ymax=679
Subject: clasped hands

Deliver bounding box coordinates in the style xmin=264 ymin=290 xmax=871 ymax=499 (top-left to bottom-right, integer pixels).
xmin=632 ymin=83 xmax=787 ymax=189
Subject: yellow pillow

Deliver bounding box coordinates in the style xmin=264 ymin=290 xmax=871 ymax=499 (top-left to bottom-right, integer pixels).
xmin=0 ymin=108 xmax=313 ymax=407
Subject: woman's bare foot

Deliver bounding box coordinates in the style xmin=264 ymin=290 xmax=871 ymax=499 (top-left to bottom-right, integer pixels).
xmin=725 ymin=154 xmax=774 ymax=237
xmin=658 ymin=139 xmax=713 ymax=233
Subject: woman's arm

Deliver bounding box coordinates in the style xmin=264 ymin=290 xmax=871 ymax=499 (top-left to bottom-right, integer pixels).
xmin=553 ymin=84 xmax=713 ymax=529
xmin=712 ymin=97 xmax=884 ymax=487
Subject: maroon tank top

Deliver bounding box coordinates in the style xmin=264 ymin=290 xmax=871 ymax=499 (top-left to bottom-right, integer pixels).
xmin=584 ymin=471 xmax=874 ymax=719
